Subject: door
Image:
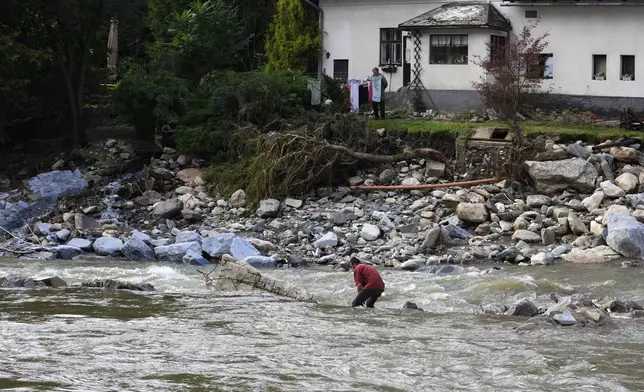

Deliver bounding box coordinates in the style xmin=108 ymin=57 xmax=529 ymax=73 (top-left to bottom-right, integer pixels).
xmin=403 ymin=35 xmax=411 ymax=86
xmin=333 ymin=59 xmax=349 ymax=83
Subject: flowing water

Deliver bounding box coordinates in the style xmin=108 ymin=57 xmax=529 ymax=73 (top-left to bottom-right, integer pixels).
xmin=1 ymin=260 xmax=644 ymax=392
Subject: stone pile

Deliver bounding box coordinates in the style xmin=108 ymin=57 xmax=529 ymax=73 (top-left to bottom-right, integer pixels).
xmin=3 ymin=137 xmax=644 ymax=270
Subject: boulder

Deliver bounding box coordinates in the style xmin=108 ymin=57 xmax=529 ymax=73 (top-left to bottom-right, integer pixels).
xmin=482 ymin=303 xmax=507 ymax=315
xmin=608 ymin=300 xmax=643 ymax=313
xmin=609 ymin=146 xmax=639 ymax=163
xmin=526 ymin=195 xmax=551 ymax=208
xmin=0 ymin=275 xmax=66 ymax=288
xmin=67 ymin=238 xmax=93 ymax=251
xmin=524 ymin=158 xmax=597 ymax=194
xmin=605 ymin=209 xmax=644 ymax=258
xmin=581 ymin=191 xmax=604 ymax=211
xmin=425 ymin=160 xmax=445 ymax=178
xmin=175 ymin=230 xmax=202 ymax=244
xmin=53 ymin=245 xmax=82 ymax=260
xmin=400 ymin=259 xmax=423 ymax=271
xmin=82 ymin=279 xmax=155 ymax=291
xmin=122 ymin=238 xmax=156 ymax=261
xmin=182 ymin=242 xmax=212 ymax=265
xmin=153 ymin=199 xmax=184 ymax=219
xmin=285 ymin=198 xmax=303 ymax=209
xmin=92 ymin=237 xmax=124 ymax=257
xmin=202 ymin=233 xmax=236 ymax=258
xmin=313 ymin=232 xmax=338 ymax=248
xmin=567 ymin=214 xmax=588 ymax=235
xmin=247 ymin=238 xmax=277 ymax=254
xmin=403 ymin=302 xmax=424 ymax=311
xmin=131 ymin=230 xmax=151 ymax=244
xmin=230 ymin=237 xmax=261 ymax=260
xmin=600 ymin=181 xmax=626 ymax=198
xmin=455 ymin=202 xmax=488 ymax=223
xmin=155 ymin=241 xmax=200 ymax=262
xmin=615 ymin=173 xmax=639 ymax=194
xmin=361 ymin=224 xmax=381 ymax=241
xmin=256 ymin=199 xmax=280 ymax=218
xmin=512 ymin=230 xmax=541 ymax=243
xmin=74 ymin=214 xmax=100 ymax=230
xmin=230 ymin=189 xmax=247 ymax=208
xmin=420 ymin=226 xmax=442 ymax=250
xmin=562 ymin=245 xmax=621 ymax=264
xmin=379 ymin=169 xmax=396 ymax=184
xmin=505 ymin=298 xmax=540 ymax=317
xmin=176 ymin=168 xmax=204 ymax=185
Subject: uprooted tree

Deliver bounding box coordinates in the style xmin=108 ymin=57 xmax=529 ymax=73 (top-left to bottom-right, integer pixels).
xmin=473 ymin=21 xmax=550 ymax=179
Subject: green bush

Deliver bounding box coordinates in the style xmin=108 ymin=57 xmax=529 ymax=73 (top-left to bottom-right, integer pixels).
xmin=112 ymin=71 xmax=191 ymax=141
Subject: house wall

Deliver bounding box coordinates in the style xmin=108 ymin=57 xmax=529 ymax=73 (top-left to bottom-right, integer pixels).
xmin=319 ymin=0 xmax=644 ymax=112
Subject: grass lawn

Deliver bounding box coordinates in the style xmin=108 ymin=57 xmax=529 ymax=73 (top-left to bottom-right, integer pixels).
xmin=371 ymin=119 xmax=644 ymax=143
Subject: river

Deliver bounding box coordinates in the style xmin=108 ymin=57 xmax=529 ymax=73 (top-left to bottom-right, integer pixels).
xmin=1 ymin=260 xmax=643 ymax=392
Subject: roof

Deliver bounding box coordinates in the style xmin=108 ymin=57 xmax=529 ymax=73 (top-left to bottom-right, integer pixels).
xmin=398 ymin=2 xmax=512 ymax=31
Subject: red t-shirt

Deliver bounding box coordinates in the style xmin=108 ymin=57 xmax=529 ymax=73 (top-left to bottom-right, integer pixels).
xmin=353 ymin=264 xmax=385 ymax=290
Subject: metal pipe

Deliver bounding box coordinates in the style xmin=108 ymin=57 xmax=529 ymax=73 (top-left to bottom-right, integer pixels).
xmin=350 ymin=177 xmax=501 ymax=191
xmin=302 ymin=0 xmax=324 ymax=79
xmin=500 ymin=2 xmax=644 ymax=5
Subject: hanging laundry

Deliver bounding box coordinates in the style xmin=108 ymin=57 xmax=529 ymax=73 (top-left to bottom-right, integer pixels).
xmin=349 ymin=79 xmax=360 ymax=112
xmin=371 ymin=75 xmax=382 ymax=103
xmin=307 ymin=79 xmax=322 ymax=106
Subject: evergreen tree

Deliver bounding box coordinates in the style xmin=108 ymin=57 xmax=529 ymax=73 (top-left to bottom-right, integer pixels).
xmin=264 ymin=0 xmax=320 ymax=73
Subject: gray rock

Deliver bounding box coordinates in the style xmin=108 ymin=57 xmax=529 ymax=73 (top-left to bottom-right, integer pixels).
xmin=550 ymin=244 xmax=572 ymax=258
xmin=425 ymin=160 xmax=445 ymax=178
xmin=175 ymin=230 xmax=202 ymax=244
xmin=526 ymin=195 xmax=551 ymax=208
xmin=581 ymin=191 xmax=604 ymax=211
xmin=567 ymin=214 xmax=588 ymax=235
xmin=506 ymin=298 xmax=540 ymax=317
xmin=541 ymin=227 xmax=557 ymax=246
xmin=75 ymin=214 xmax=100 ymax=230
xmin=153 ymin=199 xmax=184 ymax=219
xmin=524 ymin=158 xmax=597 ymax=194
xmin=35 ymin=222 xmax=53 ymax=236
xmin=361 ymin=223 xmax=381 ymax=241
xmin=67 ymin=238 xmax=93 ymax=251
xmin=605 ymin=209 xmax=644 ymax=258
xmin=455 ymin=202 xmax=488 ymax=223
xmin=530 ymin=252 xmax=549 ymax=266
xmin=562 ymin=245 xmax=621 ymax=264
xmin=202 ymin=233 xmax=236 ymax=257
xmin=92 ymin=237 xmax=124 ymax=257
xmin=122 ymin=238 xmax=156 ymax=261
xmin=400 ymin=259 xmax=423 ymax=271
xmin=230 ymin=189 xmax=247 ymax=208
xmin=182 ymin=242 xmax=211 ymax=265
xmin=600 ymin=181 xmax=626 ymax=198
xmin=314 ymin=232 xmax=338 ymax=248
xmin=482 ymin=303 xmax=508 ymax=315
xmin=82 ymin=279 xmax=155 ymax=291
xmin=132 ymin=230 xmax=151 ymax=244
xmin=553 ymin=310 xmax=577 ymax=325
xmin=420 ymin=226 xmax=442 ymax=250
xmin=379 ymin=169 xmax=396 ymax=184
xmin=512 ymin=230 xmax=541 ymax=243
xmin=403 ymin=301 xmax=424 ymax=311
xmin=566 ymin=143 xmax=590 ymax=159
xmin=608 ymin=300 xmax=643 ymax=313
xmin=155 ymin=241 xmax=200 ymax=262
xmin=285 ymin=198 xmax=303 ymax=209
xmin=53 ymin=245 xmax=82 ymax=260
xmin=256 ymin=199 xmax=280 ymax=218
xmin=496 ymin=247 xmax=520 ymax=262
xmin=28 ymin=169 xmax=87 ymax=199
xmin=55 ymin=229 xmax=71 ymax=242
xmin=615 ymin=173 xmax=639 ymax=194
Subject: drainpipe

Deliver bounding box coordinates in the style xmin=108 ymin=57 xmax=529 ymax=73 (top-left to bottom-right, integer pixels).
xmin=303 ymin=0 xmax=324 ymax=79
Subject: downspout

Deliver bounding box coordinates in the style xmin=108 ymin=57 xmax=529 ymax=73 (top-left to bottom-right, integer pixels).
xmin=303 ymin=0 xmax=324 ymax=79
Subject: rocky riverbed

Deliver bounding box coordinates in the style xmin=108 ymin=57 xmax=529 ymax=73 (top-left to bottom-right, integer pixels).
xmin=1 ymin=136 xmax=644 ymax=273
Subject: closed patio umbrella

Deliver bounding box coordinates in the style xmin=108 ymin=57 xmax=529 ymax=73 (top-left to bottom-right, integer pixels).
xmin=107 ymin=18 xmax=118 ymax=80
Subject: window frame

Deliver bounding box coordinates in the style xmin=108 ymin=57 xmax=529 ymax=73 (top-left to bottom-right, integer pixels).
xmin=526 ymin=53 xmax=554 ymax=79
xmin=621 ymin=55 xmax=635 ymax=81
xmin=592 ymin=54 xmax=607 ymax=81
xmin=379 ymin=28 xmax=403 ymax=66
xmin=429 ymin=34 xmax=469 ymax=65
xmin=490 ymin=34 xmax=507 ymax=64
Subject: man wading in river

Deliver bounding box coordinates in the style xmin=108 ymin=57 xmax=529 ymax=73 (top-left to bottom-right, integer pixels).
xmin=350 ymin=257 xmax=385 ymax=308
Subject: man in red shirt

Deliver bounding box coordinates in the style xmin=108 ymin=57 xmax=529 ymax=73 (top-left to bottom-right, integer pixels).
xmin=350 ymin=257 xmax=385 ymax=308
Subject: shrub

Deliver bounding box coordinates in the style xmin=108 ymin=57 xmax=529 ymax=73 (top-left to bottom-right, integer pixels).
xmin=112 ymin=71 xmax=191 ymax=141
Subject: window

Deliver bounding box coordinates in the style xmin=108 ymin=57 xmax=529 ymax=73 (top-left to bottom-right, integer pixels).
xmin=333 ymin=59 xmax=349 ymax=82
xmin=525 ymin=10 xmax=538 ymax=18
xmin=380 ymin=29 xmax=402 ymax=65
xmin=527 ymin=53 xmax=553 ymax=79
xmin=593 ymin=54 xmax=606 ymax=80
xmin=430 ymin=35 xmax=468 ymax=64
xmin=490 ymin=35 xmax=506 ymax=63
xmin=621 ymin=55 xmax=635 ymax=81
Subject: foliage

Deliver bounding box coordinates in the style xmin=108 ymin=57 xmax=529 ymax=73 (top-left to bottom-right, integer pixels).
xmin=112 ymin=71 xmax=191 ymax=141
xmin=264 ymin=0 xmax=320 ymax=73
xmin=233 ymin=0 xmax=275 ymax=70
xmin=148 ymin=0 xmax=247 ymax=81
xmin=472 ymin=21 xmax=550 ymax=145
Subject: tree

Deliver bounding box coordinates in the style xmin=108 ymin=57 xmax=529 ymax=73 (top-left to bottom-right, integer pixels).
xmin=264 ymin=0 xmax=320 ymax=73
xmin=148 ymin=0 xmax=247 ymax=82
xmin=473 ymin=21 xmax=550 ymax=146
xmin=233 ymin=0 xmax=274 ymax=70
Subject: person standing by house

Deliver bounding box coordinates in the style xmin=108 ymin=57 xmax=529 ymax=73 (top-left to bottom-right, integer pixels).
xmin=370 ymin=67 xmax=388 ymax=120
xmin=350 ymin=257 xmax=385 ymax=308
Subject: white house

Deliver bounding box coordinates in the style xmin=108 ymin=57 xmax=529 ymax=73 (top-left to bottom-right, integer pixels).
xmin=318 ymin=0 xmax=644 ymax=113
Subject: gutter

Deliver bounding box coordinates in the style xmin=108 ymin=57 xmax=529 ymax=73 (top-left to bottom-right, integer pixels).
xmin=500 ymin=1 xmax=644 ymax=5
xmin=302 ymin=0 xmax=324 ymax=79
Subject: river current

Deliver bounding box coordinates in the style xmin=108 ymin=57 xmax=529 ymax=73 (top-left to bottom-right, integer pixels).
xmin=1 ymin=260 xmax=643 ymax=391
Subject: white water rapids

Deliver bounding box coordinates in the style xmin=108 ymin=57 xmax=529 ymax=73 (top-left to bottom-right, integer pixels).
xmin=1 ymin=260 xmax=644 ymax=391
